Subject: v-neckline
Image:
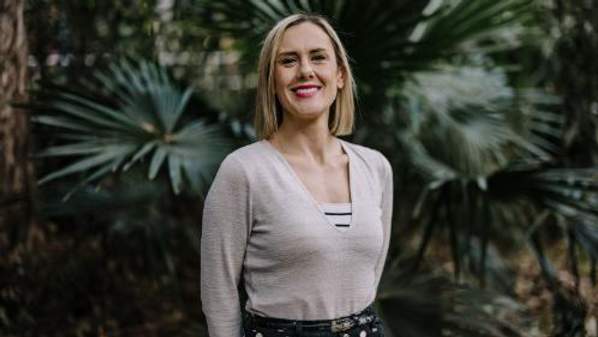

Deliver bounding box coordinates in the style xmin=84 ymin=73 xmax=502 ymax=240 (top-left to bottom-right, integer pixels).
xmin=261 ymin=138 xmax=356 ymax=232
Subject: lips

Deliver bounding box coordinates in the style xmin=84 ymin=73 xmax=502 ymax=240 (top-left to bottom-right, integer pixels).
xmin=291 ymin=84 xmax=321 ymax=98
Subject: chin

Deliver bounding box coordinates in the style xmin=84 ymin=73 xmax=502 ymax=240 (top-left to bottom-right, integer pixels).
xmin=291 ymin=103 xmax=331 ymax=116
xmin=290 ymin=109 xmax=328 ymax=121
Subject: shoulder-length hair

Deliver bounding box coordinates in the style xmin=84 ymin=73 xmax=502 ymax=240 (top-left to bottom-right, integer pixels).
xmin=254 ymin=13 xmax=356 ymax=140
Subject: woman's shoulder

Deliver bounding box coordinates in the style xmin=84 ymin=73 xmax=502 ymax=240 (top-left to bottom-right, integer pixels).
xmin=224 ymin=140 xmax=267 ymax=162
xmin=340 ymin=139 xmax=379 ymax=158
xmin=215 ymin=140 xmax=270 ymax=177
xmin=339 ymin=139 xmax=391 ymax=173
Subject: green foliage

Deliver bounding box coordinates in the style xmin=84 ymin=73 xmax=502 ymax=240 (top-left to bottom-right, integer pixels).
xmin=188 ymin=0 xmax=536 ymax=98
xmin=398 ymin=65 xmax=558 ymax=178
xmin=33 ymin=60 xmax=232 ymax=197
xmin=378 ymin=255 xmax=530 ymax=337
xmin=7 ymin=0 xmax=596 ymax=336
xmin=395 ymin=62 xmax=598 ymax=298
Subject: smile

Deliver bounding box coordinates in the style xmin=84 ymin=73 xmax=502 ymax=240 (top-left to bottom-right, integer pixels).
xmin=292 ymin=85 xmax=321 ymax=98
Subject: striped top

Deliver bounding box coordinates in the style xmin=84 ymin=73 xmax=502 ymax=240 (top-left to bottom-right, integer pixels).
xmin=319 ymin=203 xmax=352 ymax=232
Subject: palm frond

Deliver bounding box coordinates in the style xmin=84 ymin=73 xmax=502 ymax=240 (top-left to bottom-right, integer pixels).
xmin=188 ymin=0 xmax=534 ymax=89
xmin=378 ymin=267 xmax=532 ymax=337
xmin=526 ymin=168 xmax=598 ymax=262
xmin=33 ymin=59 xmax=233 ymax=196
xmin=388 ymin=60 xmax=569 ymax=286
xmin=397 ymin=65 xmax=559 ymax=179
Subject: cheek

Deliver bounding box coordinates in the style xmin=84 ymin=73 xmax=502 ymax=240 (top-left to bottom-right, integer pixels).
xmin=326 ymin=69 xmax=342 ymax=91
xmin=324 ymin=66 xmax=341 ymax=85
xmin=274 ymin=71 xmax=292 ymax=95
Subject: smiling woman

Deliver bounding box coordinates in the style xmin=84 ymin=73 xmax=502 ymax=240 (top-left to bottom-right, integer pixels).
xmin=255 ymin=14 xmax=355 ymax=140
xmin=200 ymin=14 xmax=393 ymax=337
xmin=273 ymin=23 xmax=344 ymax=125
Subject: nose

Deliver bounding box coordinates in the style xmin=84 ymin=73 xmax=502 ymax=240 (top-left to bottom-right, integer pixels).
xmin=298 ymin=58 xmax=314 ymax=78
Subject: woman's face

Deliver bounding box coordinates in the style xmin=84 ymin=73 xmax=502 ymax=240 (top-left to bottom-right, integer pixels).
xmin=273 ymin=22 xmax=344 ymax=124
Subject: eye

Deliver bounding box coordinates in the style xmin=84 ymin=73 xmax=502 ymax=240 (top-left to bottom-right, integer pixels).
xmin=280 ymin=57 xmax=296 ymax=66
xmin=312 ymin=54 xmax=327 ymax=62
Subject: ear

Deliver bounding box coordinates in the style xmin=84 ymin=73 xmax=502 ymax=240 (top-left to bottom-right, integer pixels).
xmin=336 ymin=66 xmax=345 ymax=89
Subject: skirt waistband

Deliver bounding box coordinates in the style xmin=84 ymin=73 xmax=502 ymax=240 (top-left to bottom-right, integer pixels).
xmin=244 ymin=305 xmax=378 ymax=333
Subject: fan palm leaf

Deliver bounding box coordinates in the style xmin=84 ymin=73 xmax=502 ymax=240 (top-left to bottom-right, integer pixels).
xmin=186 ymin=0 xmax=534 ymax=91
xmin=378 ymin=260 xmax=532 ymax=337
xmin=397 ymin=65 xmax=560 ymax=180
xmin=33 ymin=59 xmax=232 ymax=197
xmin=390 ymin=63 xmax=579 ymax=287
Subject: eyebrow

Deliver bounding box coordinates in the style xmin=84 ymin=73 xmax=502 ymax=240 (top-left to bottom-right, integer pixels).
xmin=277 ymin=48 xmax=328 ymax=57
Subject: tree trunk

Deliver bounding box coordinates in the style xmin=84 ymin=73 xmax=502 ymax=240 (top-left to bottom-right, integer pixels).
xmin=0 ymin=0 xmax=35 ymax=250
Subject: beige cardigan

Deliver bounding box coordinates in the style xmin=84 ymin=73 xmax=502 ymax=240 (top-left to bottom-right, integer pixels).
xmin=200 ymin=139 xmax=393 ymax=337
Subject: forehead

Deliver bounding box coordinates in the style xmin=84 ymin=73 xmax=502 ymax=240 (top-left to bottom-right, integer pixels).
xmin=277 ymin=22 xmax=335 ymax=54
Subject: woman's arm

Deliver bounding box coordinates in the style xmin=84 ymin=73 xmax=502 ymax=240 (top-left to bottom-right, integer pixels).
xmin=373 ymin=152 xmax=394 ymax=293
xmin=201 ymin=155 xmax=253 ymax=337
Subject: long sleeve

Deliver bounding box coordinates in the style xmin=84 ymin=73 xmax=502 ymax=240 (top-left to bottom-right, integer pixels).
xmin=372 ymin=152 xmax=394 ymax=293
xmin=201 ymin=155 xmax=253 ymax=337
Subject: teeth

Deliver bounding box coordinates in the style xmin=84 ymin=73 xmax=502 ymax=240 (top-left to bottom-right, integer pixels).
xmin=296 ymin=87 xmax=318 ymax=95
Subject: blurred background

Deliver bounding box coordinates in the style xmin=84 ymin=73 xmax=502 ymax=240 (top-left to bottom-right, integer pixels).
xmin=1 ymin=0 xmax=597 ymax=336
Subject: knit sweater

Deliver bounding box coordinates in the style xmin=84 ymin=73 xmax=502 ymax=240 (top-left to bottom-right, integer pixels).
xmin=200 ymin=139 xmax=393 ymax=337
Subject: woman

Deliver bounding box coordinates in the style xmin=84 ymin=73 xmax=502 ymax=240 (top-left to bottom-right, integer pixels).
xmin=201 ymin=13 xmax=393 ymax=337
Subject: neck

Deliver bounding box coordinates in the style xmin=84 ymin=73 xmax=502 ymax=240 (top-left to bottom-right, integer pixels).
xmin=269 ymin=113 xmax=342 ymax=165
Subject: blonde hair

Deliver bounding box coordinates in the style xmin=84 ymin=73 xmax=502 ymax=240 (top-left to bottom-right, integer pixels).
xmin=254 ymin=14 xmax=356 ymax=140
